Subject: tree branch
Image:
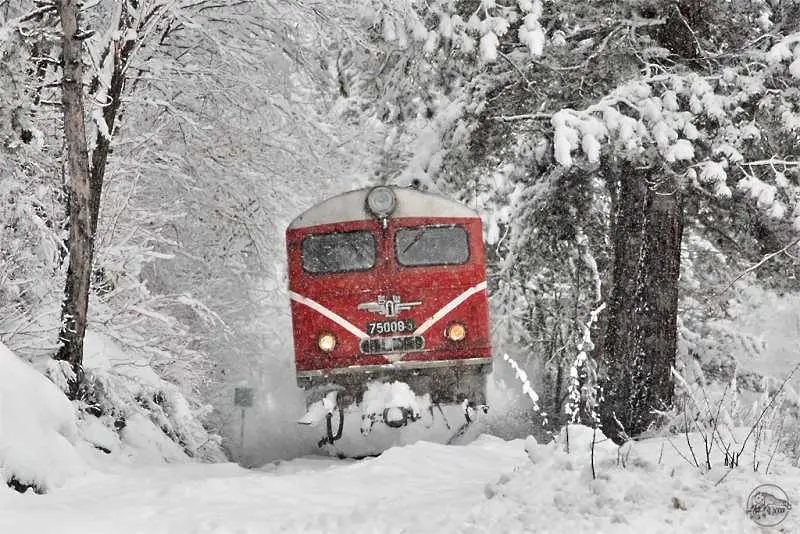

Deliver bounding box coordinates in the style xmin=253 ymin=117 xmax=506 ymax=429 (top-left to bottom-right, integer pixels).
xmin=491 ymin=112 xmax=551 ymax=122
xmin=716 ymin=235 xmax=800 ymax=297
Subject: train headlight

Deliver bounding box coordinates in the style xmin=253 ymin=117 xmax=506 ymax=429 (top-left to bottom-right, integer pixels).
xmin=318 ymin=333 xmax=337 ymax=352
xmin=446 ymin=322 xmax=466 ymax=342
xmin=366 ymin=186 xmax=396 ymax=219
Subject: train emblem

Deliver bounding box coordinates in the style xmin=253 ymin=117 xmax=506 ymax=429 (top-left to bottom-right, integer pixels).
xmin=357 ymin=295 xmax=422 ymax=317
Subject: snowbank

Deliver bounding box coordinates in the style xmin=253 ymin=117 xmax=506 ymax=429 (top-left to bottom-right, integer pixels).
xmin=473 ymin=424 xmax=800 ymax=533
xmin=0 ymin=329 xmax=224 ymax=495
xmin=2 ymin=427 xmax=796 ymax=533
xmin=0 ymin=433 xmax=527 ymax=533
xmin=0 ymin=341 xmax=88 ymax=493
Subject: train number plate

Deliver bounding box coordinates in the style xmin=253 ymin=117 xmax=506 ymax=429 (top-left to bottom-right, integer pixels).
xmin=366 ymin=319 xmax=415 ymax=336
xmin=360 ymin=335 xmax=424 ymax=355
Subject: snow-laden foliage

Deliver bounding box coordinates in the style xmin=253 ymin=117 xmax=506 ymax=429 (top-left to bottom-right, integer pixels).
xmin=0 ymin=0 xmax=230 ymax=458
xmin=669 ymin=282 xmax=800 ymax=467
xmin=0 ymin=5 xmax=65 ymax=363
xmin=75 ymin=331 xmax=225 ymax=462
xmin=0 ymin=175 xmax=64 ymax=362
xmin=480 ymin=424 xmax=800 ymax=531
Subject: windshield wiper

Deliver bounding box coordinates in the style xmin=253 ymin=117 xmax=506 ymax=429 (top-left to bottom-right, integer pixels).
xmin=402 ymin=228 xmax=427 ymax=255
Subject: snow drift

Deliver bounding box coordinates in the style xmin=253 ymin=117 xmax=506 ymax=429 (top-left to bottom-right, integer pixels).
xmin=0 ymin=331 xmax=225 ymax=495
xmin=0 ymin=341 xmax=88 ymax=493
xmin=474 ymin=424 xmax=800 ymax=533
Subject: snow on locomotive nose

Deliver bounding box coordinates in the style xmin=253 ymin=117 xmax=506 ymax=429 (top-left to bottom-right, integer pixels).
xmin=286 ymin=185 xmax=492 ymax=451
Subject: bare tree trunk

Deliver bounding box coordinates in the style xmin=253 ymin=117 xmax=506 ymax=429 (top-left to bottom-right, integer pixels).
xmin=599 ymin=162 xmax=684 ymax=444
xmin=55 ymin=0 xmax=93 ymax=400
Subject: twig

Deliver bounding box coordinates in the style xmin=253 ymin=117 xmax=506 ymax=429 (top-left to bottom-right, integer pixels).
xmin=765 ymin=417 xmax=784 ymax=475
xmin=20 ymin=4 xmax=56 ymax=22
xmin=491 ymin=112 xmax=552 ymax=122
xmin=683 ymin=404 xmax=701 ymax=468
xmin=673 ymin=4 xmax=705 ymax=58
xmin=702 ymin=432 xmax=712 ymax=470
xmin=714 ymin=465 xmax=734 ymax=486
xmin=753 ymin=420 xmax=763 ymax=472
xmin=612 ymin=412 xmax=632 ymax=442
xmin=716 ymin=236 xmax=800 ymax=297
xmin=739 ymin=158 xmax=800 ymax=167
xmin=497 ymin=51 xmax=532 ymax=85
xmin=737 ymin=363 xmax=800 ymax=459
xmin=581 ymin=26 xmax=622 ymax=71
xmin=666 ymin=433 xmax=698 ymax=469
xmin=705 ymin=374 xmax=734 ymax=468
xmin=590 ymin=426 xmax=597 ymax=480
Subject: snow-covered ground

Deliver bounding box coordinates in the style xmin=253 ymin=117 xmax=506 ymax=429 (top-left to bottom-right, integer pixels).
xmin=0 ymin=436 xmax=524 ymax=534
xmin=3 ymin=291 xmax=800 ymax=534
xmin=2 ymin=425 xmax=799 ymax=533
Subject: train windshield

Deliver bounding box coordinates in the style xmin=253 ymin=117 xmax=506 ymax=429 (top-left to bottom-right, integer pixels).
xmin=395 ymin=225 xmax=469 ymax=267
xmin=302 ymin=231 xmax=376 ymax=274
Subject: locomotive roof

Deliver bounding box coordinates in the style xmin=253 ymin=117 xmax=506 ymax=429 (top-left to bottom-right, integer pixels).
xmin=287 ymin=186 xmax=479 ymax=230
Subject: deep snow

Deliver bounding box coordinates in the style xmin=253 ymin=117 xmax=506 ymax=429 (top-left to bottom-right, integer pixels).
xmin=0 ymin=341 xmax=89 ymax=492
xmin=2 ymin=426 xmax=799 ymax=533
xmin=0 ymin=436 xmax=525 ymax=534
xmin=3 ymin=290 xmax=800 ymax=533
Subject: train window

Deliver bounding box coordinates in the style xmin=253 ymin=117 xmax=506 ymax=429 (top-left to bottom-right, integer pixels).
xmin=395 ymin=225 xmax=469 ymax=267
xmin=302 ymin=231 xmax=377 ymax=274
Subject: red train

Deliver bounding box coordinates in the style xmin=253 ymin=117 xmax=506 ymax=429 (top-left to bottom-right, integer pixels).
xmin=286 ymin=185 xmax=492 ymax=445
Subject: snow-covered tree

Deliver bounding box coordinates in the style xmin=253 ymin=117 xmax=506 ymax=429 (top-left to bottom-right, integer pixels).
xmin=1 ymin=0 xmax=381 ymax=459
xmin=0 ymin=2 xmax=65 ymax=362
xmin=323 ymin=0 xmax=800 ymax=440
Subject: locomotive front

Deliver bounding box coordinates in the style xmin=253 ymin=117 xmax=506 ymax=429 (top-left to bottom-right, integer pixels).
xmin=286 ymin=185 xmax=492 ymax=448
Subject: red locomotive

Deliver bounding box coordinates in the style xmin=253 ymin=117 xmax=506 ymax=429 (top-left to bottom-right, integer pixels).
xmin=286 ymin=185 xmax=492 ymax=447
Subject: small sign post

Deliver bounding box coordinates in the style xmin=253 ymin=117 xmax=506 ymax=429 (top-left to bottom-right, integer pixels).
xmin=233 ymin=387 xmax=254 ymax=452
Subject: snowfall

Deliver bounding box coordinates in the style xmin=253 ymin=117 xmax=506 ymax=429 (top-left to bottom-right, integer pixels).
xmin=2 ymin=305 xmax=800 ymax=534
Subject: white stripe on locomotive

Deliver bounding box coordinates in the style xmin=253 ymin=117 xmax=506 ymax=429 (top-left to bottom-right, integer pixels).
xmin=413 ymin=281 xmax=487 ymax=336
xmin=289 ymin=291 xmax=369 ymax=340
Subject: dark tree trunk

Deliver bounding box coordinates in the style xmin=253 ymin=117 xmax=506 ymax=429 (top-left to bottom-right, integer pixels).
xmin=55 ymin=0 xmax=93 ymax=399
xmin=599 ymin=162 xmax=684 ymax=444
xmin=88 ymin=4 xmax=135 ymax=236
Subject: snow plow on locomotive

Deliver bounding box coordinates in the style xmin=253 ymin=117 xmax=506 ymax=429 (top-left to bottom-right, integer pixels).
xmin=286 ymin=185 xmax=492 ymax=452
